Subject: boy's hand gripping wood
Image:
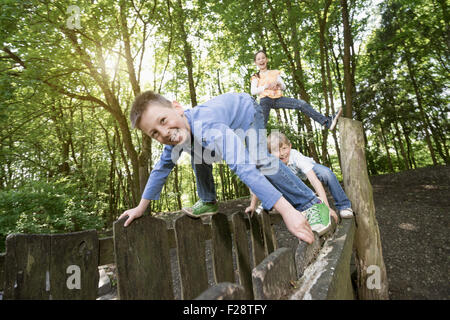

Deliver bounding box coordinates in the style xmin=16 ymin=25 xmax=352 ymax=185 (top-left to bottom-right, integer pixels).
xmin=118 ymin=199 xmax=150 ymax=227
xmin=273 ymin=197 xmax=314 ymax=244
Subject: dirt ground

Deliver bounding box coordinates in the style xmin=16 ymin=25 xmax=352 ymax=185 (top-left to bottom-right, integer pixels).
xmin=217 ymin=165 xmax=450 ymax=300
xmin=369 ymin=165 xmax=450 ymax=300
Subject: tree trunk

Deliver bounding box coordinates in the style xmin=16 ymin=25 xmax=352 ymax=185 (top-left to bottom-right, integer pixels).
xmin=379 ymin=122 xmax=395 ymax=173
xmin=393 ymin=121 xmax=410 ymax=170
xmin=138 ymin=135 xmax=152 ymax=196
xmin=218 ymin=163 xmax=226 ymax=201
xmin=430 ymin=116 xmax=450 ymax=164
xmin=404 ymin=53 xmax=437 ymax=165
xmin=174 ymin=0 xmax=197 ymax=107
xmin=329 ymin=32 xmax=346 ymax=110
xmin=274 ymin=109 xmax=283 ymax=123
xmin=341 ymin=0 xmax=353 ymax=118
xmin=399 ymin=120 xmax=416 ymax=169
xmin=339 ymin=117 xmax=389 ymax=300
xmin=174 ymin=165 xmax=182 ymax=210
xmin=325 ymin=40 xmax=342 ymax=169
xmin=268 ymin=0 xmax=320 ymax=162
xmin=317 ymin=0 xmax=332 ymax=165
xmin=119 ymin=0 xmax=141 ymax=96
xmin=190 ymin=166 xmax=197 ymax=204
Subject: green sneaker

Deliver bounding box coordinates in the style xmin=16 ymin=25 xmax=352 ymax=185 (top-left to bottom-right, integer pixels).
xmin=182 ymin=200 xmax=218 ymax=218
xmin=302 ymin=203 xmax=331 ymax=236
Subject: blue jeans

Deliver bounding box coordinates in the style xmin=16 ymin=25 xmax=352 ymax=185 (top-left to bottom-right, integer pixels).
xmin=191 ymin=161 xmax=216 ymax=203
xmin=193 ymin=100 xmax=319 ymax=212
xmin=312 ymin=163 xmax=351 ymax=211
xmin=260 ymin=96 xmax=331 ymax=128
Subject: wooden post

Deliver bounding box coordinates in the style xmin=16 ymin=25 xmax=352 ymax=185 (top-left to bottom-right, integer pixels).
xmin=114 ymin=216 xmax=174 ymax=300
xmin=252 ymin=248 xmax=297 ymax=300
xmin=260 ymin=211 xmax=276 ymax=256
xmin=4 ymin=231 xmax=99 ymax=300
xmin=211 ymin=213 xmax=235 ymax=284
xmin=231 ymin=212 xmax=254 ymax=299
xmin=175 ymin=215 xmax=209 ymax=300
xmin=249 ymin=213 xmax=265 ymax=267
xmin=339 ymin=117 xmax=389 ymax=299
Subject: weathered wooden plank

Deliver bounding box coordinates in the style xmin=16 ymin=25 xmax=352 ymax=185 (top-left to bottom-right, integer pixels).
xmin=98 ymin=236 xmax=114 ymax=266
xmin=4 ymin=234 xmax=51 ymax=299
xmin=252 ymin=247 xmax=296 ymax=300
xmin=289 ymin=219 xmax=356 ymax=300
xmin=95 ymin=214 xmax=279 ymax=267
xmin=249 ymin=213 xmax=265 ymax=267
xmin=295 ymin=233 xmax=321 ymax=278
xmin=114 ymin=215 xmax=174 ymax=300
xmin=211 ymin=213 xmax=234 ymax=284
xmin=4 ymin=231 xmax=99 ymax=300
xmin=231 ymin=212 xmax=253 ymax=300
xmin=167 ymin=228 xmax=176 ymax=249
xmin=168 ymin=223 xmax=211 ymax=249
xmin=260 ymin=210 xmax=276 ymax=256
xmin=49 ymin=230 xmax=99 ymax=299
xmin=195 ymin=282 xmax=246 ymax=300
xmin=175 ymin=215 xmax=209 ymax=300
xmin=0 ymin=252 xmax=5 ymax=292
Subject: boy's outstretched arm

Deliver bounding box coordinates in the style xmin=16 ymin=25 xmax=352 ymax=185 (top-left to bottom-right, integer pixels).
xmin=118 ymin=144 xmax=179 ymax=227
xmin=273 ymin=196 xmax=315 ymax=244
xmin=118 ymin=198 xmax=150 ymax=227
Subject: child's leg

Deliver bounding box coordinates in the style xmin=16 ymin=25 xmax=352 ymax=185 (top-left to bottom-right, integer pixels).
xmin=312 ymin=163 xmax=351 ymax=210
xmin=191 ymin=160 xmax=216 ymax=203
xmin=182 ymin=158 xmax=218 ymax=217
xmin=248 ymin=101 xmax=320 ymax=211
xmin=274 ymin=96 xmax=331 ymax=128
xmin=259 ymin=97 xmax=274 ymax=127
xmin=181 ymin=150 xmax=218 ymax=218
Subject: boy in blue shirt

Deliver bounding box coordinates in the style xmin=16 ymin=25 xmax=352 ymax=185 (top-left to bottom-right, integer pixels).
xmin=118 ymin=91 xmax=331 ymax=244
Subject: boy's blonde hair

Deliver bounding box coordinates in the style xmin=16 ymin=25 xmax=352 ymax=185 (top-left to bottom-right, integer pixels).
xmin=267 ymin=131 xmax=291 ymax=153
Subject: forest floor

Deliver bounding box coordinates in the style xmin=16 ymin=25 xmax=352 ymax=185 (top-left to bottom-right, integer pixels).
xmin=214 ymin=164 xmax=450 ymax=300
xmin=97 ymin=165 xmax=449 ymax=300
xmin=367 ymin=164 xmax=449 ymax=299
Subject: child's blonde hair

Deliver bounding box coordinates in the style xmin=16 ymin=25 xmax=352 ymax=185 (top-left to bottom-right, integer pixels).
xmin=267 ymin=131 xmax=291 ymax=153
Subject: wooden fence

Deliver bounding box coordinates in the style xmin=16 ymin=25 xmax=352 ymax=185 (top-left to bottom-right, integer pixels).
xmin=0 ymin=211 xmax=356 ymax=300
xmin=0 ymin=211 xmax=279 ymax=300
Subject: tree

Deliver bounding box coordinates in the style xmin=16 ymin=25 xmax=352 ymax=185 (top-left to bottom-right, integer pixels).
xmin=339 ymin=0 xmax=389 ymax=300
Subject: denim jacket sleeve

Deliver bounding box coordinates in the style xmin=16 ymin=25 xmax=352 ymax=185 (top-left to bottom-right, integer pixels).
xmin=203 ymin=122 xmax=282 ymax=210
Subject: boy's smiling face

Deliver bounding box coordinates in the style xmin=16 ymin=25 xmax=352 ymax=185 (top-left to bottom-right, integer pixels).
xmin=139 ymin=101 xmax=191 ymax=146
xmin=271 ymin=143 xmax=292 ymax=164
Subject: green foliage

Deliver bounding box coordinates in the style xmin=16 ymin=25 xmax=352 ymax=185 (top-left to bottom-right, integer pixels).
xmin=0 ymin=178 xmax=106 ymax=251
